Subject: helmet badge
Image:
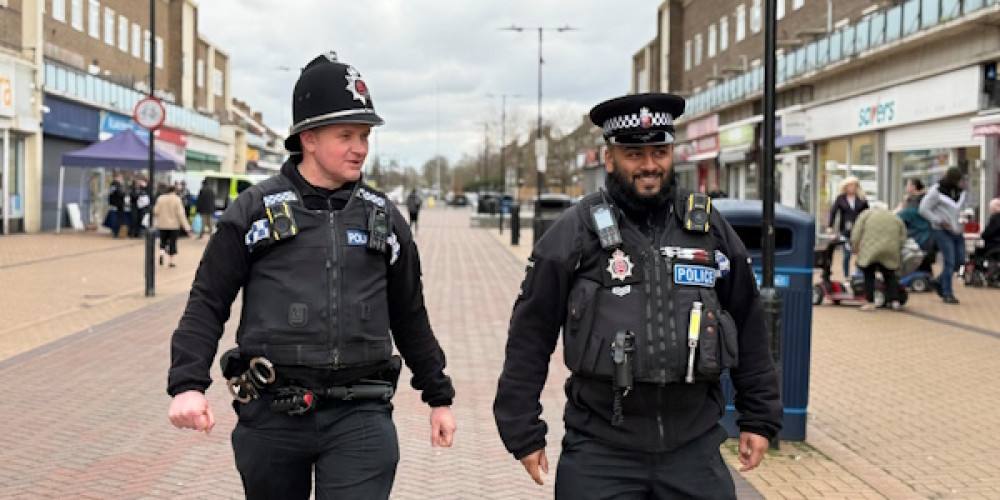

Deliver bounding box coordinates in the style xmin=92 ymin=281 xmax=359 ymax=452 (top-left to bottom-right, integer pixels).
xmin=639 ymin=107 xmax=652 ymax=129
xmin=345 ymin=66 xmax=369 ymax=105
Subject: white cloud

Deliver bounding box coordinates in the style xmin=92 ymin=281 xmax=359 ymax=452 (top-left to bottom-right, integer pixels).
xmin=196 ymin=0 xmax=660 ymax=168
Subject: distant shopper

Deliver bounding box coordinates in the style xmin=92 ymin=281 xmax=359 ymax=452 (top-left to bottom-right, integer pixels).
xmin=851 ymin=201 xmax=907 ymax=311
xmin=896 ymin=178 xmax=934 ymax=273
xmin=177 ymin=181 xmax=192 ymax=217
xmin=406 ymin=188 xmax=422 ymax=233
xmin=972 ymin=198 xmax=1000 ymax=261
xmin=919 ymin=167 xmax=967 ymax=304
xmin=154 ymin=185 xmax=192 ymax=268
xmin=827 ymin=176 xmax=869 ymax=279
xmin=108 ymin=174 xmax=126 ymax=238
xmin=129 ymin=178 xmax=151 ymax=238
xmin=195 ymin=183 xmax=217 ymax=239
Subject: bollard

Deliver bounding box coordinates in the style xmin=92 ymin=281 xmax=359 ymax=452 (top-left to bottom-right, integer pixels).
xmin=510 ymin=203 xmax=520 ymax=246
xmin=498 ymin=203 xmax=504 ymax=235
xmin=760 ymin=286 xmax=783 ymax=449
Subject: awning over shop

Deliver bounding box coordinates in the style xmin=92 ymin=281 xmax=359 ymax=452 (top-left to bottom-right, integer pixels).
xmin=686 ymin=151 xmax=719 ymax=162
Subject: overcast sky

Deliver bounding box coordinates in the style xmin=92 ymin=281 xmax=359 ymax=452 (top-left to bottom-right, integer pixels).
xmin=196 ymin=0 xmax=660 ymax=169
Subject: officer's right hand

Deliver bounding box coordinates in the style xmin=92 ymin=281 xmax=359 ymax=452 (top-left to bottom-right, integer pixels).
xmin=168 ymin=390 xmax=216 ymax=435
xmin=519 ymin=448 xmax=549 ymax=485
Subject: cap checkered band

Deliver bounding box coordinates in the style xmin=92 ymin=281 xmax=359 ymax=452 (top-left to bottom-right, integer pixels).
xmin=602 ymin=111 xmax=674 ymax=135
xmin=263 ymin=190 xmax=299 ymax=207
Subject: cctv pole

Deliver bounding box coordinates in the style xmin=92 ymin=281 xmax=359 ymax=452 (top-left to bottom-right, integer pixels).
xmin=761 ymin=0 xmax=783 ymax=448
xmin=145 ymin=0 xmax=156 ymax=297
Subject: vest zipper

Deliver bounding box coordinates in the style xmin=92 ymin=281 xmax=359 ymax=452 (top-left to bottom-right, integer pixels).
xmin=653 ymin=246 xmax=668 ymax=383
xmin=328 ymin=211 xmax=341 ymax=368
xmin=657 ymin=390 xmax=666 ymax=445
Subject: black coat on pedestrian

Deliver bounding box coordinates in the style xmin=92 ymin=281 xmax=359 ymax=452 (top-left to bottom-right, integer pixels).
xmin=828 ymin=194 xmax=869 ymax=236
xmin=195 ymin=186 xmax=216 ymax=215
xmin=108 ymin=180 xmax=125 ymax=210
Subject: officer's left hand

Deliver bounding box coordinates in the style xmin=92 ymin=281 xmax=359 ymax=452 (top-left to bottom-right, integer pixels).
xmin=430 ymin=406 xmax=456 ymax=447
xmin=738 ymin=432 xmax=769 ymax=471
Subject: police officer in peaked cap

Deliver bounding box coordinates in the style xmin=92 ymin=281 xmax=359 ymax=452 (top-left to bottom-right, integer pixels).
xmin=494 ymin=92 xmax=782 ymax=498
xmin=168 ymin=52 xmax=456 ymax=499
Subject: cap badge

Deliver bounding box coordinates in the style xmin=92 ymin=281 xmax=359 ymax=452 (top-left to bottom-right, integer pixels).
xmin=639 ymin=107 xmax=652 ymax=129
xmin=345 ymin=66 xmax=368 ymax=105
xmin=606 ymin=249 xmax=635 ymax=282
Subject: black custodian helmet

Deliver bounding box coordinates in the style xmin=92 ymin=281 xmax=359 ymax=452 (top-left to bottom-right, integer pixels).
xmin=284 ymin=51 xmax=384 ymax=153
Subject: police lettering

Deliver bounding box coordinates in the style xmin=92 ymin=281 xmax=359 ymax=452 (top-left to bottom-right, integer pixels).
xmin=673 ymin=265 xmax=716 ymax=287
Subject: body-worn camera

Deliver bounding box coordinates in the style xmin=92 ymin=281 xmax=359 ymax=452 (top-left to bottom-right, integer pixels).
xmin=683 ymin=193 xmax=711 ymax=233
xmin=266 ymin=202 xmax=298 ymax=240
xmin=367 ymin=207 xmax=390 ymax=253
xmin=591 ymin=203 xmax=623 ymax=250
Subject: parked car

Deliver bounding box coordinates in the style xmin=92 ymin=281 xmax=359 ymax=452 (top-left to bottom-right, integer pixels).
xmin=448 ymin=193 xmax=470 ymax=207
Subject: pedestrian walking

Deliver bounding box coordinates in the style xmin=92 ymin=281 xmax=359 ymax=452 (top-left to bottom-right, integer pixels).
xmin=195 ymin=183 xmax=216 ymax=239
xmin=850 ymin=201 xmax=907 ymax=311
xmin=919 ymin=167 xmax=967 ymax=304
xmin=128 ymin=178 xmax=150 ymax=238
xmin=406 ymin=188 xmax=421 ymax=233
xmin=177 ymin=181 xmax=192 ymax=218
xmin=493 ymin=93 xmax=782 ymax=498
xmin=167 ymin=51 xmax=456 ymax=500
xmin=153 ymin=185 xmax=192 ymax=268
xmin=826 ymin=176 xmax=869 ymax=279
xmin=107 ymin=173 xmax=126 ymax=238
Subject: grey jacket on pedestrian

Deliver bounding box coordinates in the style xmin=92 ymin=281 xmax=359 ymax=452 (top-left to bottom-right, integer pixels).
xmin=919 ymin=184 xmax=965 ymax=235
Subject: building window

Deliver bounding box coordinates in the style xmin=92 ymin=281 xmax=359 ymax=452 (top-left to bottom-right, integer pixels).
xmin=144 ymin=30 xmax=151 ymax=63
xmin=694 ymin=33 xmax=703 ymax=66
xmin=708 ymin=24 xmax=717 ymax=58
xmin=155 ymin=36 xmax=164 ymax=69
xmin=88 ymin=0 xmax=99 ymax=38
xmin=197 ymin=59 xmax=204 ymax=87
xmin=793 ymin=0 xmax=804 ymax=9
xmin=213 ymin=69 xmax=224 ymax=97
xmin=720 ymin=15 xmax=729 ymax=51
xmin=71 ymin=0 xmax=83 ymax=31
xmin=103 ymin=8 xmax=114 ymax=45
xmin=777 ymin=0 xmax=785 ymax=20
xmin=751 ymin=0 xmax=762 ymax=34
xmin=53 ymin=0 xmax=66 ymax=22
xmin=736 ymin=5 xmax=746 ymax=42
xmin=131 ymin=24 xmax=140 ymax=58
xmin=684 ymin=40 xmax=692 ymax=70
xmin=118 ymin=15 xmax=128 ymax=52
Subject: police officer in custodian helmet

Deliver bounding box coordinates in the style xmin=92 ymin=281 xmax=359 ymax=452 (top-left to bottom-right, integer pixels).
xmin=167 ymin=52 xmax=456 ymax=499
xmin=493 ymin=93 xmax=782 ymax=498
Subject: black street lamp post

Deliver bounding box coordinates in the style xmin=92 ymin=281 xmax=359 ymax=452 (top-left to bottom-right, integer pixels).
xmin=500 ymin=25 xmax=576 ymax=238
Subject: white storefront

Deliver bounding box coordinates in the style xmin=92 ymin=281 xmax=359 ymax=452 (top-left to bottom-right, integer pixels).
xmin=790 ymin=66 xmax=985 ymax=224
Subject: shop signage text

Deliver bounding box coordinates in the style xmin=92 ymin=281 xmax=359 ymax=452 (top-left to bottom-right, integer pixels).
xmin=858 ymin=100 xmax=895 ymax=128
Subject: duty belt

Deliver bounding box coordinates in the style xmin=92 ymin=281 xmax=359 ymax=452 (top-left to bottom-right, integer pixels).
xmin=227 ymin=357 xmax=276 ymax=403
xmin=269 ymin=380 xmax=395 ymax=416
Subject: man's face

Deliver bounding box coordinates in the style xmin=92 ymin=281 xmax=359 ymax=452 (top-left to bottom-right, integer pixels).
xmin=300 ymin=123 xmax=371 ymax=185
xmin=604 ymin=143 xmax=674 ymax=198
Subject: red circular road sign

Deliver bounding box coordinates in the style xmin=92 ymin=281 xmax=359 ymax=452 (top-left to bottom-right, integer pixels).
xmin=134 ymin=97 xmax=166 ymax=130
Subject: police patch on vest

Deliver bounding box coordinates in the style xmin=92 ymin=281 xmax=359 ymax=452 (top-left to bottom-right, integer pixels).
xmin=612 ymin=285 xmax=631 ymax=297
xmin=245 ymin=219 xmax=270 ymax=250
xmin=674 ymin=264 xmax=716 ymax=287
xmin=715 ymin=250 xmax=730 ymax=278
xmin=387 ymin=233 xmax=400 ymax=265
xmin=263 ymin=190 xmax=299 ymax=207
xmin=606 ymin=249 xmax=634 ymax=282
xmin=346 ymin=229 xmax=368 ymax=246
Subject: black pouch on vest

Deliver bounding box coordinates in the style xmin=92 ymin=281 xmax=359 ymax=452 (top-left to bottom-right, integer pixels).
xmin=695 ymin=289 xmax=724 ymax=379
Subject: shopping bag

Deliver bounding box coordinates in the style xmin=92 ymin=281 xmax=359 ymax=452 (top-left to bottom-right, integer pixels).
xmin=192 ymin=214 xmax=203 ymax=235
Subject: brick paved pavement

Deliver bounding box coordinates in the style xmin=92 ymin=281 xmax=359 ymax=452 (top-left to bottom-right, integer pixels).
xmin=2 ymin=209 xmax=1000 ymax=498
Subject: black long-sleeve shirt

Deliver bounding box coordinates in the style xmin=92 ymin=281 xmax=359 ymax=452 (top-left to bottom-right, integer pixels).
xmin=167 ymin=160 xmax=454 ymax=407
xmin=494 ymin=193 xmax=782 ymax=458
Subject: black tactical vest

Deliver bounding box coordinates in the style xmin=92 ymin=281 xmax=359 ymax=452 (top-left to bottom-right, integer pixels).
xmin=236 ymin=175 xmax=394 ymax=369
xmin=563 ymin=192 xmax=739 ymax=385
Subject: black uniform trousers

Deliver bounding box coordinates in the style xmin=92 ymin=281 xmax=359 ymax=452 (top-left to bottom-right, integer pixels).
xmin=231 ymin=395 xmax=399 ymax=500
xmin=555 ymin=425 xmax=736 ymax=500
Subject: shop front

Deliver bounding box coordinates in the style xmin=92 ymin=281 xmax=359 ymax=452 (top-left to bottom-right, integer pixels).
xmin=185 ymin=134 xmax=227 ymax=172
xmin=800 ymin=66 xmax=982 ymax=229
xmin=971 ymin=112 xmax=1000 ymax=220
xmin=675 ymin=114 xmax=719 ymax=193
xmin=41 ymin=95 xmax=101 ymax=231
xmin=718 ymin=118 xmax=758 ymax=200
xmin=1 ymin=60 xmax=37 ymax=235
xmin=775 ymin=116 xmax=811 ymax=212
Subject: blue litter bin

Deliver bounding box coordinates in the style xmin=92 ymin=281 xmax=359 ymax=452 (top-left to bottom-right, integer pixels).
xmin=713 ymin=199 xmax=815 ymax=441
